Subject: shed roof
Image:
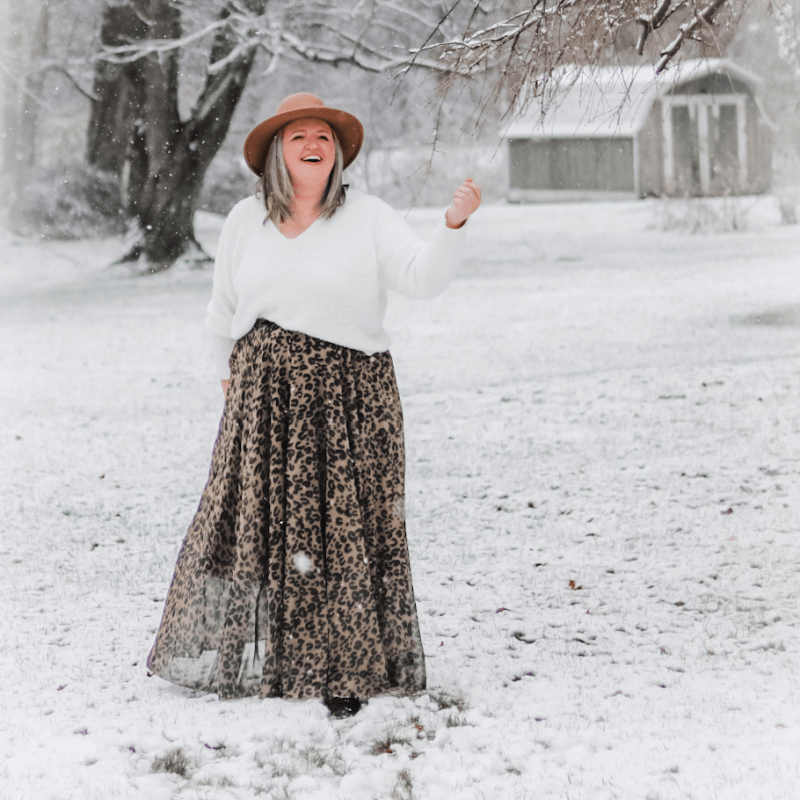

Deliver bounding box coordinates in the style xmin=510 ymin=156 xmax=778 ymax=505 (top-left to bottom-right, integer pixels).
xmin=504 ymin=59 xmax=763 ymax=140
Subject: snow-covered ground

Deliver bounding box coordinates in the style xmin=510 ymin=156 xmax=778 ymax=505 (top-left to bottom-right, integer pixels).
xmin=1 ymin=197 xmax=799 ymax=800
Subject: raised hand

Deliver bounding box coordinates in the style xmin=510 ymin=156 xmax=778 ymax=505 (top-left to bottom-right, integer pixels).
xmin=445 ymin=178 xmax=482 ymax=229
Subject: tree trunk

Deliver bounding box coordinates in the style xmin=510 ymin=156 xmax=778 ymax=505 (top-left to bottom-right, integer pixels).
xmin=19 ymin=2 xmax=49 ymax=169
xmin=86 ymin=3 xmax=148 ymax=176
xmin=1 ymin=0 xmax=46 ymax=231
xmin=1 ymin=2 xmax=23 ymax=227
xmin=89 ymin=0 xmax=267 ymax=273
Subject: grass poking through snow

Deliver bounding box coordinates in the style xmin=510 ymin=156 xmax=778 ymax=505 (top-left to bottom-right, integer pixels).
xmin=151 ymin=746 xmax=190 ymax=778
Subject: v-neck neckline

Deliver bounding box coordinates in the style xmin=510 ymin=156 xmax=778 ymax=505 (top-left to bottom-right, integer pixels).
xmin=270 ymin=216 xmax=320 ymax=242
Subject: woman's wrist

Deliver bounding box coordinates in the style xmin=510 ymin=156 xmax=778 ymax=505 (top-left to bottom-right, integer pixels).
xmin=445 ymin=208 xmax=466 ymax=229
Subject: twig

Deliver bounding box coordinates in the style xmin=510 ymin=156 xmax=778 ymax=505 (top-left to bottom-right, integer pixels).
xmin=40 ymin=64 xmax=98 ymax=102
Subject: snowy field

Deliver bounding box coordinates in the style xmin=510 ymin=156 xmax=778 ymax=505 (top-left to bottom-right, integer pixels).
xmin=1 ymin=197 xmax=799 ymax=800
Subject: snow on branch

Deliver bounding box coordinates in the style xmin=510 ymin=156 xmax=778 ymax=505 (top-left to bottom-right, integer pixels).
xmin=96 ymin=16 xmax=232 ymax=64
xmin=403 ymin=0 xmax=741 ymax=122
xmin=655 ymin=0 xmax=729 ymax=73
xmin=93 ymin=0 xmax=443 ymax=78
xmin=277 ymin=29 xmax=410 ymax=73
xmin=636 ymin=0 xmax=681 ymax=55
xmin=205 ymin=38 xmax=259 ymax=75
xmin=399 ymin=0 xmax=469 ymax=76
xmin=427 ymin=4 xmax=554 ymax=51
xmin=407 ymin=0 xmax=578 ymax=78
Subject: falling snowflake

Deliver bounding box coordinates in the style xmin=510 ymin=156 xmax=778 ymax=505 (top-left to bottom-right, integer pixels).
xmin=293 ymin=552 xmax=313 ymax=574
xmin=391 ymin=496 xmax=405 ymax=521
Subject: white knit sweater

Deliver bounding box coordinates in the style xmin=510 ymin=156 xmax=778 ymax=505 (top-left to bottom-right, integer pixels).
xmin=205 ymin=190 xmax=467 ymax=379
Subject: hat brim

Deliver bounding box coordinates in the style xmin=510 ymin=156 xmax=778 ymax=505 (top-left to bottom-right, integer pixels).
xmin=243 ymin=107 xmax=364 ymax=176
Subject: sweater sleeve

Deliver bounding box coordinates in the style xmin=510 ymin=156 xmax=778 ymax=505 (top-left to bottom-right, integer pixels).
xmin=205 ymin=205 xmax=242 ymax=380
xmin=372 ymin=200 xmax=467 ymax=300
xmin=208 ymin=331 xmax=236 ymax=382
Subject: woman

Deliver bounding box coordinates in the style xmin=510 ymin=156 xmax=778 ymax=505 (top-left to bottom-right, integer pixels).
xmin=147 ymin=93 xmax=481 ymax=717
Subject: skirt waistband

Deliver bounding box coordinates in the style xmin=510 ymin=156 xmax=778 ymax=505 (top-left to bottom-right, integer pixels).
xmin=247 ymin=318 xmax=390 ymax=356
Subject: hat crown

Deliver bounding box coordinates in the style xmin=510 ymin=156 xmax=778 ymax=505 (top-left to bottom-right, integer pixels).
xmin=274 ymin=93 xmax=327 ymax=117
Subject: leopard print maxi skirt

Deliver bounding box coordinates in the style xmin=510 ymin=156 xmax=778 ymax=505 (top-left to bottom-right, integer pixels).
xmin=147 ymin=320 xmax=426 ymax=700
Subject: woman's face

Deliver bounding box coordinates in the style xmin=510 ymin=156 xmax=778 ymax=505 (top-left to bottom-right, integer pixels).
xmin=281 ymin=117 xmax=336 ymax=188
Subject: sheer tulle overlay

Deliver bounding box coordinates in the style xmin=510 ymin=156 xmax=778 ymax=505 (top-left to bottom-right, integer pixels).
xmin=147 ymin=320 xmax=426 ymax=699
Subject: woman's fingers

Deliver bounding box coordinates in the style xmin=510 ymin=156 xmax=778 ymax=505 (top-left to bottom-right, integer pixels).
xmin=452 ymin=180 xmax=482 ymax=214
xmin=445 ymin=179 xmax=482 ymax=228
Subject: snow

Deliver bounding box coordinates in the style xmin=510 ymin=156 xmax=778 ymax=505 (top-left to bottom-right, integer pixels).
xmin=293 ymin=553 xmax=314 ymax=575
xmin=1 ymin=197 xmax=799 ymax=799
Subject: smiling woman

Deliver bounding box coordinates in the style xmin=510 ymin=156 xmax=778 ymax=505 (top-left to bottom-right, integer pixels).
xmin=146 ymin=93 xmax=481 ymax=719
xmin=257 ymin=114 xmax=346 ymax=237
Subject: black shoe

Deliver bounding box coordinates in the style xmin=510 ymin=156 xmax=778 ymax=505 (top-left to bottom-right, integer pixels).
xmin=324 ymin=697 xmax=362 ymax=718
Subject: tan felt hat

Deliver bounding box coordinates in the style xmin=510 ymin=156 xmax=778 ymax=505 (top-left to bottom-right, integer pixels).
xmin=243 ymin=93 xmax=364 ymax=176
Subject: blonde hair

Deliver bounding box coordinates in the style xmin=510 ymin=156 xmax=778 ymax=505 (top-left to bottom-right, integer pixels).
xmin=256 ymin=126 xmax=346 ymax=224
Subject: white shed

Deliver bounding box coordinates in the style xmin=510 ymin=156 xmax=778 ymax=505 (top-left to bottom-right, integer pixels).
xmin=504 ymin=59 xmax=772 ymax=201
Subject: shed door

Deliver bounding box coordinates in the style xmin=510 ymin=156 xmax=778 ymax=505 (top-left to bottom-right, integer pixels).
xmin=661 ymin=95 xmax=748 ymax=196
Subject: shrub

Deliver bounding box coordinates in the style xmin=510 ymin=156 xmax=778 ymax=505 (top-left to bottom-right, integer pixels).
xmin=654 ymin=195 xmax=752 ymax=234
xmin=22 ymin=163 xmax=127 ymax=240
xmin=198 ymin=157 xmax=252 ymax=215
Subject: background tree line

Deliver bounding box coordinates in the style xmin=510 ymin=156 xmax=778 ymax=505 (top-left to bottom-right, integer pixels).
xmin=1 ymin=0 xmax=798 ymax=272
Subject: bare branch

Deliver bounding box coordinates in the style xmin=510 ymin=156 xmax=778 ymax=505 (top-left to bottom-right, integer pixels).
xmin=41 ymin=64 xmax=98 ymax=102
xmin=636 ymin=0 xmax=673 ymax=55
xmin=96 ymin=16 xmax=231 ymax=64
xmin=412 ymin=0 xmax=579 ymax=78
xmin=402 ymin=0 xmax=467 ymax=74
xmin=366 ymin=0 xmax=450 ymax=30
xmin=191 ymin=64 xmax=243 ymax=126
xmin=278 ymin=29 xmax=405 ymax=72
xmin=656 ymin=0 xmax=729 ymax=73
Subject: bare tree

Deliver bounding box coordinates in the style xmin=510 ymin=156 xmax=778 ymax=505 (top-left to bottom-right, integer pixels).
xmin=86 ymin=0 xmax=273 ymax=271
